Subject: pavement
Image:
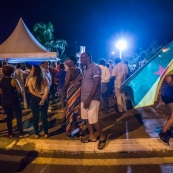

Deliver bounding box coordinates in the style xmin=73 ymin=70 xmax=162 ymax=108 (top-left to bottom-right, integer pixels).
xmin=1 ymin=100 xmax=173 ymax=172
xmin=0 ymin=99 xmax=173 ymax=154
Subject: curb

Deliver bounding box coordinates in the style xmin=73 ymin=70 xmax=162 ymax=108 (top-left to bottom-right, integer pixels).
xmin=1 ymin=137 xmax=173 ymax=153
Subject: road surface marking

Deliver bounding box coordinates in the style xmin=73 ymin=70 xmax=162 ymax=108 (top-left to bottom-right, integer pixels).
xmin=31 ymin=157 xmax=173 ymax=166
xmin=1 ymin=154 xmax=173 ymax=166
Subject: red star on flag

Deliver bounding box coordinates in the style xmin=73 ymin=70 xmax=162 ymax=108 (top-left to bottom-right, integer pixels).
xmin=154 ymin=65 xmax=166 ymax=76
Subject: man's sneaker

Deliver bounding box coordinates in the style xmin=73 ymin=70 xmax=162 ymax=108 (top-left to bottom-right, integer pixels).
xmin=167 ymin=130 xmax=173 ymax=138
xmin=159 ymin=132 xmax=170 ymax=145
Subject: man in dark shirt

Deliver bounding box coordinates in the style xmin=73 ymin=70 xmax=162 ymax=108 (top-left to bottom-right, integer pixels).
xmin=55 ymin=63 xmax=66 ymax=111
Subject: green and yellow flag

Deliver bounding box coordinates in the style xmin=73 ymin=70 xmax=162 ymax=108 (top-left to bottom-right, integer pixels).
xmin=122 ymin=41 xmax=173 ymax=108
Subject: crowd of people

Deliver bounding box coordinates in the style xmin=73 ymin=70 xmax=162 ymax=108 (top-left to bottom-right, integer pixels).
xmin=2 ymin=51 xmax=173 ymax=149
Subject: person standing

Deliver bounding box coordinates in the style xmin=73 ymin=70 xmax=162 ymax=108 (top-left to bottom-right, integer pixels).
xmin=41 ymin=61 xmax=52 ymax=85
xmin=0 ymin=65 xmax=24 ymax=138
xmin=14 ymin=63 xmax=27 ymax=109
xmin=99 ymin=58 xmax=111 ymax=114
xmin=28 ymin=65 xmax=49 ymax=138
xmin=112 ymin=57 xmax=129 ymax=113
xmin=63 ymin=56 xmax=83 ymax=138
xmin=25 ymin=63 xmax=32 ymax=109
xmin=80 ymin=52 xmax=107 ymax=150
xmin=41 ymin=61 xmax=53 ymax=112
xmin=55 ymin=63 xmax=66 ymax=111
xmin=124 ymin=61 xmax=131 ymax=78
xmin=159 ymin=75 xmax=173 ymax=145
xmin=107 ymin=60 xmax=114 ymax=75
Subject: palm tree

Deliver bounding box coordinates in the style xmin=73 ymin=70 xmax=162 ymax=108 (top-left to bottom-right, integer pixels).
xmin=33 ymin=22 xmax=54 ymax=47
xmin=52 ymin=40 xmax=67 ymax=55
xmin=33 ymin=22 xmax=68 ymax=60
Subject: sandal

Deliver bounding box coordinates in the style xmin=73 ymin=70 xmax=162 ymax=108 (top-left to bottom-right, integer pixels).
xmin=97 ymin=135 xmax=107 ymax=150
xmin=81 ymin=137 xmax=98 ymax=143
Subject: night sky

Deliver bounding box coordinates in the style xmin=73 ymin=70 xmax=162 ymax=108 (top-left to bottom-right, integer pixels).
xmin=1 ymin=0 xmax=173 ymax=61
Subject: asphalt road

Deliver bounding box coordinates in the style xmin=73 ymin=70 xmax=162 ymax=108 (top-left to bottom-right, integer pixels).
xmin=0 ymin=99 xmax=173 ymax=173
xmin=1 ymin=150 xmax=173 ymax=173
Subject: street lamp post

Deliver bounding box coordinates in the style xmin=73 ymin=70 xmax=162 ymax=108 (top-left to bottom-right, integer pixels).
xmin=119 ymin=49 xmax=122 ymax=59
xmin=116 ymin=39 xmax=127 ymax=59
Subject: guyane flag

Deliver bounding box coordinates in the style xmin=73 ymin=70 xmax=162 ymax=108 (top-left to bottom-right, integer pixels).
xmin=121 ymin=41 xmax=173 ymax=108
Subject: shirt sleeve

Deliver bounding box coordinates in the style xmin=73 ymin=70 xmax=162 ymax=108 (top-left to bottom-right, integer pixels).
xmin=93 ymin=65 xmax=101 ymax=78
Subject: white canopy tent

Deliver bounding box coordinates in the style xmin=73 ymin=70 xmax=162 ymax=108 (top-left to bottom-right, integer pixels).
xmin=0 ymin=18 xmax=57 ymax=63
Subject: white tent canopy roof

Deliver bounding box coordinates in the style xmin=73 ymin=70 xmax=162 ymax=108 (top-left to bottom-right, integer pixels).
xmin=0 ymin=18 xmax=57 ymax=58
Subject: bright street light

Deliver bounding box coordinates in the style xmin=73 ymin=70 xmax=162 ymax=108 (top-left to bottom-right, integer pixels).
xmin=116 ymin=39 xmax=127 ymax=58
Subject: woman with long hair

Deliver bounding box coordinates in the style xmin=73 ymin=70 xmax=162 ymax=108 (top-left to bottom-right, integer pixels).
xmin=63 ymin=55 xmax=83 ymax=138
xmin=28 ymin=65 xmax=49 ymax=138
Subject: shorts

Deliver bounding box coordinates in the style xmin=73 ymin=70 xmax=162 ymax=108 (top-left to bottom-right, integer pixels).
xmin=81 ymin=100 xmax=100 ymax=124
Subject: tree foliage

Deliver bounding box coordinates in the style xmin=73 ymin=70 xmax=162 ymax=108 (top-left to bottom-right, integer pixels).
xmin=122 ymin=40 xmax=165 ymax=73
xmin=124 ymin=40 xmax=164 ymax=66
xmin=32 ymin=22 xmax=67 ymax=59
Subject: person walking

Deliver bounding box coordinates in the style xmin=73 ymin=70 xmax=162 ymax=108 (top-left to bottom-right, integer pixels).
xmin=112 ymin=57 xmax=129 ymax=113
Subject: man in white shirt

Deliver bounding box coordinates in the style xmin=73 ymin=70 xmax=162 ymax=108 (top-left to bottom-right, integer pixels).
xmin=99 ymin=58 xmax=111 ymax=114
xmin=112 ymin=57 xmax=129 ymax=113
xmin=14 ymin=63 xmax=27 ymax=109
xmin=41 ymin=61 xmax=52 ymax=112
xmin=41 ymin=61 xmax=52 ymax=86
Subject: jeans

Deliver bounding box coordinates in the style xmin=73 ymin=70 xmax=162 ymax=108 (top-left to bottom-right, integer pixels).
xmin=3 ymin=104 xmax=23 ymax=135
xmin=30 ymin=94 xmax=49 ymax=135
xmin=101 ymin=82 xmax=109 ymax=113
xmin=25 ymin=87 xmax=31 ymax=108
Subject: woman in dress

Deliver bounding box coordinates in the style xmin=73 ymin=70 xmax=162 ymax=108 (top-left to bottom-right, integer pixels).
xmin=0 ymin=65 xmax=24 ymax=138
xmin=28 ymin=65 xmax=49 ymax=138
xmin=63 ymin=55 xmax=83 ymax=138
